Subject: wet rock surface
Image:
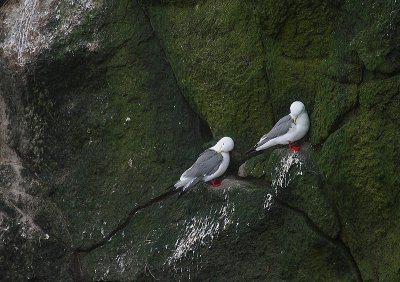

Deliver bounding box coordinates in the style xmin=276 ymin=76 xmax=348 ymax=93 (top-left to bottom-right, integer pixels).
xmin=77 ymin=177 xmax=359 ymax=281
xmin=1 ymin=0 xmax=399 ymax=281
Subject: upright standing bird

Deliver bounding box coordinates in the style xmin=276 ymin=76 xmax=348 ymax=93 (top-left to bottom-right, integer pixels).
xmin=172 ymin=137 xmax=234 ymax=197
xmin=247 ymin=101 xmax=310 ymax=154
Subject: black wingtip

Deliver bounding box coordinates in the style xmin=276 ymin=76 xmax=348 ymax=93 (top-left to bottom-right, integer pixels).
xmin=175 ymin=178 xmax=202 ymax=200
xmin=245 ymin=145 xmax=257 ymax=155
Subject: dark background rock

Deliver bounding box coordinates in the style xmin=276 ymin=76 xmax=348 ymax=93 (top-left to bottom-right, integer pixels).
xmin=0 ymin=0 xmax=399 ymax=281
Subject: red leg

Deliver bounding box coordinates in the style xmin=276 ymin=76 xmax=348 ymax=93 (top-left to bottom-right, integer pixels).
xmin=209 ymin=180 xmax=222 ymax=187
xmin=288 ymin=141 xmax=301 ymax=151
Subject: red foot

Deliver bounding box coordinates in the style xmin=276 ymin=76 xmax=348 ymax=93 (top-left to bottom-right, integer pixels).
xmin=288 ymin=142 xmax=300 ymax=151
xmin=209 ymin=180 xmax=222 ymax=187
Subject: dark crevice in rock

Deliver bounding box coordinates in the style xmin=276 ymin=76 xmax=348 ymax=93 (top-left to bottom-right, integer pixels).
xmin=198 ymin=115 xmax=213 ymax=141
xmin=357 ymin=62 xmax=366 ymax=86
xmin=332 ymin=206 xmax=365 ymax=281
xmin=135 ymin=0 xmax=184 ymax=100
xmin=102 ymin=34 xmax=136 ymax=58
xmin=70 ymin=252 xmax=84 ymax=282
xmin=74 ymin=188 xmax=179 ymax=254
xmin=314 ymin=96 xmax=360 ymax=148
xmin=141 ymin=0 xmax=198 ymax=7
xmin=274 ymin=15 xmax=290 ymax=41
xmin=394 ymin=185 xmax=400 ymax=207
xmin=135 ymin=0 xmax=213 ymax=141
xmin=375 ymin=69 xmax=400 ymax=79
xmin=277 ymin=200 xmax=363 ymax=282
xmin=257 ymin=18 xmax=274 ymax=121
xmin=281 ymin=53 xmax=327 ymax=61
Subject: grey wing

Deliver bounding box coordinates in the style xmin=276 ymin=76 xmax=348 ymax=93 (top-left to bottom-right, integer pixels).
xmin=182 ymin=149 xmax=223 ymax=179
xmin=258 ymin=115 xmax=293 ymax=146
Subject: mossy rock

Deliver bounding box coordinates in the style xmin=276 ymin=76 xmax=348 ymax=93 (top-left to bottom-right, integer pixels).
xmin=263 ymin=44 xmax=318 ymax=117
xmin=146 ymin=1 xmax=274 ymax=150
xmin=311 ymin=77 xmax=359 ymax=144
xmin=243 ymin=145 xmax=340 ymax=238
xmin=344 ymin=0 xmax=400 ymax=73
xmin=2 ymin=0 xmax=400 ymax=280
xmin=27 ymin=0 xmax=209 ymax=252
xmin=259 ymin=0 xmax=335 ymax=59
xmin=80 ymin=178 xmax=358 ymax=281
xmin=318 ymin=76 xmax=400 ymax=281
xmin=239 ymin=152 xmax=271 ymax=179
xmin=0 ymin=166 xmax=71 ymax=281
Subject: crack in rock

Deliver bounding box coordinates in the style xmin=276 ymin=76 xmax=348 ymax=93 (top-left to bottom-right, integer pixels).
xmin=75 ymin=188 xmax=179 ymax=254
xmin=277 ymin=200 xmax=363 ymax=282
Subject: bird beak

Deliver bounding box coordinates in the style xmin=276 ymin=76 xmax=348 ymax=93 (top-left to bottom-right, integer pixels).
xmin=294 ymin=117 xmax=297 ymax=124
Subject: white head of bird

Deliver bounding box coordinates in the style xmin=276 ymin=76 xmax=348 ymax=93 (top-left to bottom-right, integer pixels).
xmin=290 ymin=101 xmax=306 ymax=121
xmin=212 ymin=137 xmax=234 ymax=153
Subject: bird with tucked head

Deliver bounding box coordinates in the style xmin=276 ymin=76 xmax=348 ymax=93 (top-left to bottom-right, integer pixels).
xmin=171 ymin=137 xmax=234 ymax=197
xmin=246 ymin=101 xmax=310 ymax=154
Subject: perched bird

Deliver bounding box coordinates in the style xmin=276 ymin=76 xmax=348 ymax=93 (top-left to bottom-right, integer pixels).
xmin=173 ymin=137 xmax=234 ymax=197
xmin=247 ymin=101 xmax=309 ymax=154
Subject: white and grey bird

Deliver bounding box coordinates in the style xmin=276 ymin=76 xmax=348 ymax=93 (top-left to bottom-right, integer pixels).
xmin=173 ymin=137 xmax=234 ymax=197
xmin=247 ymin=101 xmax=310 ymax=153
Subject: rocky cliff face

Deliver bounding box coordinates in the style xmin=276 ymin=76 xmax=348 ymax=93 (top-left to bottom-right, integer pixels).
xmin=0 ymin=0 xmax=399 ymax=281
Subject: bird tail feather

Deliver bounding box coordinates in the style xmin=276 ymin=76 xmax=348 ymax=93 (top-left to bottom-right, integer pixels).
xmin=177 ymin=177 xmax=201 ymax=198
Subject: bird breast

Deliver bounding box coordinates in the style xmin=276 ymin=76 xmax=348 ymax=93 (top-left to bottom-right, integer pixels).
xmin=203 ymin=152 xmax=230 ymax=182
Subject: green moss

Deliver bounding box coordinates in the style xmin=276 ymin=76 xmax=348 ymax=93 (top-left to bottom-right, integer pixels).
xmin=147 ymin=1 xmax=273 ymax=150
xmin=264 ymin=0 xmax=334 ymax=59
xmin=320 ymin=51 xmax=364 ymax=85
xmin=311 ymin=78 xmax=358 ymax=144
xmin=255 ymin=0 xmax=335 ymax=120
xmin=318 ymin=77 xmax=400 ymax=280
xmin=359 ymin=75 xmax=400 ymax=109
xmin=281 ymin=172 xmax=340 ymax=238
xmin=345 ymin=0 xmax=400 ymax=73
xmin=13 ymin=0 xmax=400 ymax=280
xmin=80 ymin=179 xmax=356 ymax=281
xmin=31 ymin=0 xmax=207 ymax=249
xmin=242 ymin=153 xmax=272 ymax=179
xmin=242 ymin=144 xmax=340 ymax=238
xmin=256 ymin=0 xmax=290 ymax=38
xmin=264 ymin=43 xmax=318 ymax=115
